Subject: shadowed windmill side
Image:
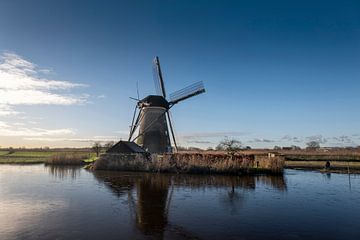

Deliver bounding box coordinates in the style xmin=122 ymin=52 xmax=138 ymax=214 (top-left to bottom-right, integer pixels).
xmin=109 ymin=56 xmax=206 ymax=154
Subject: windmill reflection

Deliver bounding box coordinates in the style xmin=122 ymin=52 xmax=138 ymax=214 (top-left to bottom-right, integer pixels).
xmin=135 ymin=174 xmax=170 ymax=237
xmin=93 ymin=172 xmax=170 ymax=238
xmin=93 ymin=172 xmax=286 ymax=239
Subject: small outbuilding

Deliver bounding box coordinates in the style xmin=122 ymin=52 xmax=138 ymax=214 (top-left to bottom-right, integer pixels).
xmin=107 ymin=141 xmax=146 ymax=154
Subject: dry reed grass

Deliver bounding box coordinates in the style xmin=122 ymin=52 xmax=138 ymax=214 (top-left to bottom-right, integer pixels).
xmin=45 ymin=153 xmax=89 ymax=166
xmin=93 ymin=152 xmax=284 ymax=174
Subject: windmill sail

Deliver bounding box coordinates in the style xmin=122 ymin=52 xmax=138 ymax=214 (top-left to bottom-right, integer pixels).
xmin=152 ymin=60 xmax=162 ymax=96
xmin=169 ymin=81 xmax=205 ymax=105
xmin=153 ymin=56 xmax=167 ymax=98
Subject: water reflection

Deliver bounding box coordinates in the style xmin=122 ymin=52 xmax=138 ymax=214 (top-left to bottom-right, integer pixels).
xmin=93 ymin=172 xmax=286 ymax=239
xmin=255 ymin=175 xmax=287 ymax=191
xmin=136 ymin=174 xmax=170 ymax=237
xmin=3 ymin=166 xmax=359 ymax=240
xmin=46 ymin=165 xmax=81 ymax=179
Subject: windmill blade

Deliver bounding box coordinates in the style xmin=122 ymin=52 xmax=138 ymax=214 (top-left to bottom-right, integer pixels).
xmin=153 ymin=56 xmax=167 ymax=98
xmin=128 ymin=107 xmax=142 ymax=141
xmin=136 ymin=81 xmax=140 ymax=99
xmin=128 ymin=104 xmax=137 ymax=139
xmin=152 ymin=60 xmax=161 ymax=96
xmin=129 ymin=97 xmax=140 ymax=101
xmin=169 ymin=81 xmax=205 ymax=105
xmin=166 ymin=110 xmax=178 ymax=152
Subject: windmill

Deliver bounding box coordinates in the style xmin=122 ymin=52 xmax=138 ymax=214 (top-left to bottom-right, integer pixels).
xmin=128 ymin=56 xmax=205 ymax=153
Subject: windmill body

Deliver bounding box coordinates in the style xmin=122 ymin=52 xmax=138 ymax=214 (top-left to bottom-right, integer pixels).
xmin=136 ymin=95 xmax=171 ymax=153
xmin=128 ymin=57 xmax=205 ymax=154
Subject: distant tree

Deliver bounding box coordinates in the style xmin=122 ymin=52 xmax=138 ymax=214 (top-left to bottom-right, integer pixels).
xmin=206 ymin=147 xmax=214 ymax=151
xmin=92 ymin=142 xmax=102 ymax=157
xmin=177 ymin=146 xmax=187 ymax=151
xmin=217 ymin=138 xmax=242 ymax=155
xmin=291 ymin=145 xmax=301 ymax=150
xmin=188 ymin=146 xmax=203 ymax=152
xmin=215 ymin=144 xmax=224 ymax=151
xmin=103 ymin=141 xmax=115 ymax=151
xmin=306 ymin=141 xmax=320 ymax=150
xmin=244 ymin=146 xmax=252 ymax=150
xmin=8 ymin=147 xmax=15 ymax=154
xmin=273 ymin=146 xmax=281 ymax=150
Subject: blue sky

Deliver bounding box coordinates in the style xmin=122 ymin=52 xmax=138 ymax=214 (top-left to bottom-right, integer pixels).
xmin=0 ymin=0 xmax=359 ymax=148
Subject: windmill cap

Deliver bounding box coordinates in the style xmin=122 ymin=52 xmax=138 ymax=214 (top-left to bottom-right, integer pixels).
xmin=140 ymin=95 xmax=169 ymax=108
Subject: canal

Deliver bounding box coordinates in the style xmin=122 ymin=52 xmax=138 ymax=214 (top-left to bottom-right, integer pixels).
xmin=0 ymin=164 xmax=359 ymax=239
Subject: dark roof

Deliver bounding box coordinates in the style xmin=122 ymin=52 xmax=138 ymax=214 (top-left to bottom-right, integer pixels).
xmin=107 ymin=141 xmax=146 ymax=154
xmin=141 ymin=95 xmax=169 ymax=108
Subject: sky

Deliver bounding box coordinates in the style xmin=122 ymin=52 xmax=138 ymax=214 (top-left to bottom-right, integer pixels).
xmin=0 ymin=0 xmax=359 ymax=148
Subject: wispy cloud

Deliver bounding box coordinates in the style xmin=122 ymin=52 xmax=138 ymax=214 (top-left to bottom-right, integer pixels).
xmin=23 ymin=136 xmax=119 ymax=143
xmin=306 ymin=135 xmax=328 ymax=144
xmin=186 ymin=140 xmax=213 ymax=144
xmin=0 ymin=52 xmax=87 ymax=106
xmin=0 ymin=52 xmax=90 ymax=142
xmin=0 ymin=104 xmax=20 ymax=116
xmin=0 ymin=120 xmax=74 ymax=137
xmin=281 ymin=135 xmax=302 ymax=143
xmin=249 ymin=138 xmax=275 ymax=143
xmin=97 ymin=94 xmax=106 ymax=99
xmin=181 ymin=131 xmax=249 ymax=139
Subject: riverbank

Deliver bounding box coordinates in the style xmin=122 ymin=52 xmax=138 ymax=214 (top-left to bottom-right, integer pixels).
xmin=282 ymin=150 xmax=360 ymax=173
xmin=91 ymin=152 xmax=285 ymax=174
xmin=285 ymin=161 xmax=360 ymax=174
xmin=2 ymin=148 xmax=359 ymax=174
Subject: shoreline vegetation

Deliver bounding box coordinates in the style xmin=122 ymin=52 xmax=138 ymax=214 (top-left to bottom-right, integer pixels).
xmin=0 ymin=147 xmax=359 ymax=173
xmin=91 ymin=152 xmax=284 ymax=174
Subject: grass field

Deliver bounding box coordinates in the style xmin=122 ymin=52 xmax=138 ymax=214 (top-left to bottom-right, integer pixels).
xmin=285 ymin=160 xmax=360 ymax=169
xmin=0 ymin=149 xmax=96 ymax=164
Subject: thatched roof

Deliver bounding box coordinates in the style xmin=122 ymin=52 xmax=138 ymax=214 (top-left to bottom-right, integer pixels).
xmin=107 ymin=141 xmax=146 ymax=154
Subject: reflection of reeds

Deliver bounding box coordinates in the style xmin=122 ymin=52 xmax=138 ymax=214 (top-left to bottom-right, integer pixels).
xmin=46 ymin=165 xmax=81 ymax=179
xmin=94 ymin=171 xmax=287 ymax=197
xmin=45 ymin=153 xmax=89 ymax=166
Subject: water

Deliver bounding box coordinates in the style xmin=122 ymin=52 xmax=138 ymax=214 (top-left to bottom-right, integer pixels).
xmin=0 ymin=165 xmax=359 ymax=240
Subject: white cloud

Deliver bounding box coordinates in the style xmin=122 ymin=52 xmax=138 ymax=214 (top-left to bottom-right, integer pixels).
xmin=0 ymin=52 xmax=89 ymax=142
xmin=23 ymin=136 xmax=119 ymax=143
xmin=249 ymin=138 xmax=275 ymax=143
xmin=306 ymin=135 xmax=328 ymax=144
xmin=0 ymin=52 xmax=87 ymax=106
xmin=0 ymin=121 xmax=75 ymax=137
xmin=0 ymin=104 xmax=20 ymax=116
xmin=181 ymin=131 xmax=249 ymax=139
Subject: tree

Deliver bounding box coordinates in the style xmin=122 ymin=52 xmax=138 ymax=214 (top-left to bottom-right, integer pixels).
xmin=273 ymin=146 xmax=281 ymax=150
xmin=291 ymin=145 xmax=301 ymax=150
xmin=8 ymin=147 xmax=15 ymax=154
xmin=306 ymin=141 xmax=320 ymax=150
xmin=92 ymin=142 xmax=102 ymax=157
xmin=215 ymin=144 xmax=224 ymax=151
xmin=103 ymin=141 xmax=115 ymax=151
xmin=216 ymin=138 xmax=242 ymax=155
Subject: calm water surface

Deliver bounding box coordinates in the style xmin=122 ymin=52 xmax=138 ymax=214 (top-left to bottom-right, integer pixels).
xmin=0 ymin=164 xmax=359 ymax=240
